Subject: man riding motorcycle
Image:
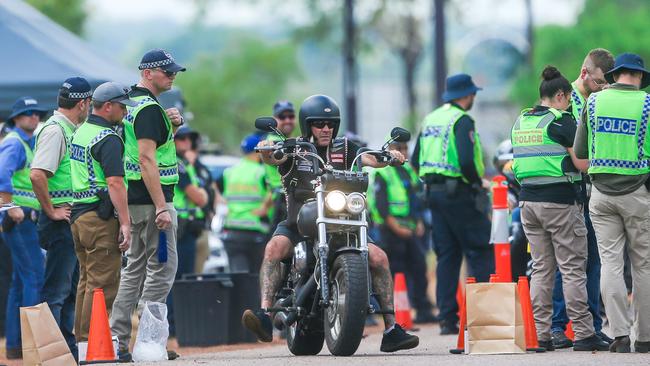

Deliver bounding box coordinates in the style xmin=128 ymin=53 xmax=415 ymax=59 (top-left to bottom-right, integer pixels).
xmin=242 ymin=94 xmax=419 ymax=353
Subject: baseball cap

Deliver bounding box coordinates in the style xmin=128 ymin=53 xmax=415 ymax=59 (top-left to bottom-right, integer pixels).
xmin=273 ymin=100 xmax=294 ymax=116
xmin=59 ymin=77 xmax=92 ymax=100
xmin=139 ymin=49 xmax=186 ymax=73
xmin=92 ymin=82 xmax=137 ymax=107
xmin=241 ymin=133 xmax=264 ymax=154
xmin=174 ymin=126 xmax=199 ymax=140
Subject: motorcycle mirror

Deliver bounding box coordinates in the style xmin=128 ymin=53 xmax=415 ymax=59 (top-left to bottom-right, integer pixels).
xmin=390 ymin=127 xmax=411 ymax=143
xmin=254 ymin=117 xmax=277 ymax=132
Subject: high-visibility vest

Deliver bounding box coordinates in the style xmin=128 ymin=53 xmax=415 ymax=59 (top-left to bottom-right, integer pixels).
xmin=512 ymin=107 xmax=581 ymax=185
xmin=570 ymin=82 xmax=586 ymax=124
xmin=222 ymin=158 xmax=269 ymax=233
xmin=173 ymin=159 xmax=205 ymax=220
xmin=35 ymin=116 xmax=75 ymax=205
xmin=123 ymin=94 xmax=178 ymax=185
xmin=586 ymin=88 xmax=650 ymax=175
xmin=368 ymin=164 xmax=419 ymax=229
xmin=4 ymin=131 xmax=39 ymax=209
xmin=70 ymin=122 xmax=122 ymax=204
xmin=418 ymin=103 xmax=485 ymax=181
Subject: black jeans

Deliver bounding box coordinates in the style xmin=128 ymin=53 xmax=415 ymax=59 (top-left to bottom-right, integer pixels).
xmin=379 ymin=225 xmax=432 ymax=312
xmin=428 ymin=186 xmax=494 ymax=324
xmin=223 ymin=230 xmax=268 ymax=274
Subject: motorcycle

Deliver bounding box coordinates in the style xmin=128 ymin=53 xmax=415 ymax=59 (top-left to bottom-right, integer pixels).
xmin=255 ymin=117 xmax=410 ymax=356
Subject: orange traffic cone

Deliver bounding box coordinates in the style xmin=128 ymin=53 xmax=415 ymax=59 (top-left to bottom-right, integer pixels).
xmin=449 ymin=277 xmax=476 ymax=354
xmin=517 ymin=276 xmax=545 ymax=352
xmin=82 ymin=288 xmax=117 ymax=364
xmin=455 ymin=281 xmax=464 ymax=318
xmin=393 ymin=273 xmax=413 ymax=330
xmin=565 ymin=320 xmax=575 ymax=341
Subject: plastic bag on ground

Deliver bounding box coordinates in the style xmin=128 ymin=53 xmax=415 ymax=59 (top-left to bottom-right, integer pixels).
xmin=132 ymin=301 xmax=169 ymax=361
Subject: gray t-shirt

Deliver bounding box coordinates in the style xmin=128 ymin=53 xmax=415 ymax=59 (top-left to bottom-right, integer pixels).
xmin=31 ymin=111 xmax=79 ymax=175
xmin=573 ymin=83 xmax=649 ymax=196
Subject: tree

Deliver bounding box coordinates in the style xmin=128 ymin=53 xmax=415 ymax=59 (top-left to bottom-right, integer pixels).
xmin=176 ymin=37 xmax=301 ymax=152
xmin=510 ymin=0 xmax=650 ymax=108
xmin=26 ymin=0 xmax=87 ymax=36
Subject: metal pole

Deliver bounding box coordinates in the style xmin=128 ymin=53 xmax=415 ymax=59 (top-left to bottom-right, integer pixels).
xmin=343 ymin=0 xmax=358 ymax=133
xmin=433 ymin=0 xmax=446 ymax=107
xmin=524 ymin=0 xmax=534 ymax=67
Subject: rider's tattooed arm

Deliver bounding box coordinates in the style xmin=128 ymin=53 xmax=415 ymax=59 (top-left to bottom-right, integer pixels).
xmin=361 ymin=150 xmax=406 ymax=169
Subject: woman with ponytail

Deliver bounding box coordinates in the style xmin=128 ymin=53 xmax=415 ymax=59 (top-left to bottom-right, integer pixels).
xmin=510 ymin=66 xmax=609 ymax=352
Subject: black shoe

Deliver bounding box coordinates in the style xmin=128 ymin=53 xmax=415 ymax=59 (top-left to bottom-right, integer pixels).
xmin=6 ymin=347 xmax=22 ymax=359
xmin=538 ymin=340 xmax=555 ymax=352
xmin=596 ymin=331 xmax=614 ymax=344
xmin=167 ymin=350 xmax=180 ymax=360
xmin=551 ymin=329 xmax=573 ymax=349
xmin=380 ymin=324 xmax=419 ymax=352
xmin=413 ymin=311 xmax=438 ymax=324
xmin=439 ymin=320 xmax=459 ymax=335
xmin=242 ymin=309 xmax=273 ymax=342
xmin=573 ymin=334 xmax=609 ymax=351
xmin=117 ymin=348 xmax=133 ymax=363
xmin=634 ymin=341 xmax=650 ymax=353
xmin=609 ymin=336 xmax=631 ymax=353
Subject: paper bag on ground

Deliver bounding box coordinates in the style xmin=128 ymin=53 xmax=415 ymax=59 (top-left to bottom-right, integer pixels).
xmin=466 ymin=283 xmax=526 ymax=354
xmin=20 ymin=302 xmax=77 ymax=366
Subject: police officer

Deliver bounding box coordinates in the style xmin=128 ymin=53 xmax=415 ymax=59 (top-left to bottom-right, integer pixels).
xmin=574 ymin=53 xmax=650 ymax=353
xmin=512 ymin=66 xmax=608 ymax=352
xmin=368 ymin=139 xmax=436 ymax=324
xmin=411 ymin=74 xmax=494 ymax=335
xmin=110 ymin=49 xmax=185 ymax=360
xmin=0 ymin=97 xmax=47 ymax=360
xmin=219 ymin=133 xmax=271 ymax=273
xmin=173 ymin=126 xmax=208 ymax=278
xmin=551 ymin=49 xmax=615 ymax=348
xmin=30 ymin=78 xmax=92 ymax=357
xmin=69 ymin=82 xmax=133 ymax=345
xmin=266 ymin=100 xmax=296 ymax=228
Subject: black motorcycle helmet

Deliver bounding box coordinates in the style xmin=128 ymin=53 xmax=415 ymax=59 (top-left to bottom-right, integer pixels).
xmin=298 ymin=94 xmax=341 ymax=139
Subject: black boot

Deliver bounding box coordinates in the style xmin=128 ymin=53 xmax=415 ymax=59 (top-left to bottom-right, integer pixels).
xmin=439 ymin=319 xmax=459 ymax=335
xmin=573 ymin=334 xmax=609 ymax=351
xmin=242 ymin=309 xmax=273 ymax=342
xmin=380 ymin=324 xmax=419 ymax=352
xmin=610 ymin=336 xmax=631 ymax=353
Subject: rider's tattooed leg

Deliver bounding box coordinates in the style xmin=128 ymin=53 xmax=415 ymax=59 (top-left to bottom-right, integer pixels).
xmin=260 ymin=259 xmax=283 ymax=310
xmin=372 ymin=265 xmax=396 ymax=329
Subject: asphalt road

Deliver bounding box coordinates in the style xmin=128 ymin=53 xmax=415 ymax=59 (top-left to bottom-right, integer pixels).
xmin=122 ymin=324 xmax=649 ymax=366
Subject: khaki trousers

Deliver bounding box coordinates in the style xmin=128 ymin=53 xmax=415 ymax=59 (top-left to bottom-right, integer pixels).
xmin=520 ymin=201 xmax=594 ymax=341
xmin=109 ymin=203 xmax=178 ymax=349
xmin=71 ymin=211 xmax=122 ymax=342
xmin=590 ymin=185 xmax=650 ymax=341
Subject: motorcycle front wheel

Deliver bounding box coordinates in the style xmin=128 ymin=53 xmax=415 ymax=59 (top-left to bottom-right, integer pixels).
xmin=324 ymin=253 xmax=369 ymax=356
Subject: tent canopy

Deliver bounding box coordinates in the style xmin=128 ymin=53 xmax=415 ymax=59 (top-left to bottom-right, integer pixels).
xmin=0 ymin=0 xmax=137 ymax=120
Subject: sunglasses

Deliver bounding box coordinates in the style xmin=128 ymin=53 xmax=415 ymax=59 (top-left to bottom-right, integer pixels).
xmin=156 ymin=68 xmax=177 ymax=78
xmin=278 ymin=114 xmax=295 ymax=120
xmin=311 ymin=121 xmax=338 ymax=129
xmin=21 ymin=110 xmax=40 ymax=117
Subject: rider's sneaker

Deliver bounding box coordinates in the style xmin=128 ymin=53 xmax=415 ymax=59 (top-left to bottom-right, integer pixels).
xmin=242 ymin=309 xmax=273 ymax=342
xmin=380 ymin=324 xmax=419 ymax=352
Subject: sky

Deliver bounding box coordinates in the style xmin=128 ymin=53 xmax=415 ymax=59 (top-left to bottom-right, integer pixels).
xmin=87 ymin=0 xmax=586 ymax=28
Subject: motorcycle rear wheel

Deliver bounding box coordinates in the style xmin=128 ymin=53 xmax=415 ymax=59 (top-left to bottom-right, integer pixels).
xmin=324 ymin=253 xmax=369 ymax=356
xmin=287 ymin=317 xmax=324 ymax=355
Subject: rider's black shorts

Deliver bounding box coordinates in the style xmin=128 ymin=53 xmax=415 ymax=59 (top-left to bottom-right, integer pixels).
xmin=272 ymin=220 xmax=374 ymax=246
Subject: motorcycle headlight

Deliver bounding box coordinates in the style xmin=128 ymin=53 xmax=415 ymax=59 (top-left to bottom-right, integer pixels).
xmin=325 ymin=190 xmax=347 ymax=213
xmin=345 ymin=192 xmax=366 ymax=215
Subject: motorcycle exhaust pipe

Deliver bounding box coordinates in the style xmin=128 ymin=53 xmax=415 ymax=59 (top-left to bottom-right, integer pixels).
xmin=283 ymin=276 xmax=317 ymax=327
xmin=273 ymin=312 xmax=289 ymax=330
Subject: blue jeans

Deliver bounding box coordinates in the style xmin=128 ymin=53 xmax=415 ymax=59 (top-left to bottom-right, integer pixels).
xmin=551 ymin=204 xmax=602 ymax=332
xmin=429 ymin=188 xmax=494 ymax=323
xmin=3 ymin=210 xmax=44 ymax=350
xmin=38 ymin=214 xmax=79 ymax=356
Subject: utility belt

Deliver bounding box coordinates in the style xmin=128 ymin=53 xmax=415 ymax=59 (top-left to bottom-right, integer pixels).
xmin=423 ymin=174 xmax=489 ymax=214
